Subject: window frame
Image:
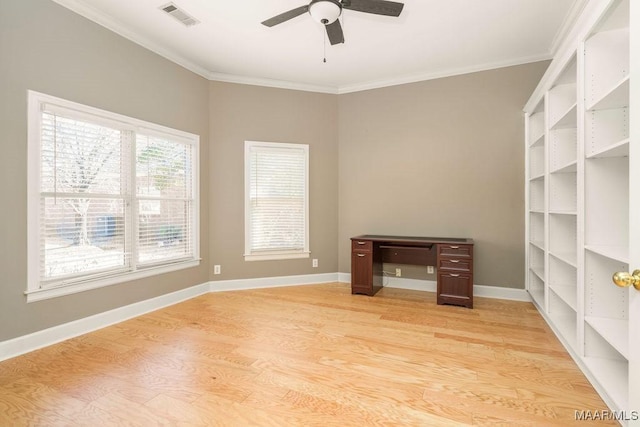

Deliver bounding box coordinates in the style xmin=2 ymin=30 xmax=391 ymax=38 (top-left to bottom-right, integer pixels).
xmin=244 ymin=140 xmax=310 ymax=262
xmin=27 ymin=90 xmax=200 ymax=302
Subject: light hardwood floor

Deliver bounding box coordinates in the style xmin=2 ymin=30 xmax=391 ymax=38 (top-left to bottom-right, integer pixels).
xmin=0 ymin=283 xmax=614 ymax=426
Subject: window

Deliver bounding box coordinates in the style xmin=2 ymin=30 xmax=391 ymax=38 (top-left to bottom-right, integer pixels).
xmin=27 ymin=91 xmax=199 ymax=301
xmin=244 ymin=141 xmax=309 ymax=261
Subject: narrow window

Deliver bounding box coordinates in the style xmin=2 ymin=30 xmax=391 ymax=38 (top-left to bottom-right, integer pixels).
xmin=244 ymin=141 xmax=309 ymax=261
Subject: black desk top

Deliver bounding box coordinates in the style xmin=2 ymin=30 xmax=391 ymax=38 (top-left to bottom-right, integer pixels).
xmin=352 ymin=235 xmax=474 ymax=244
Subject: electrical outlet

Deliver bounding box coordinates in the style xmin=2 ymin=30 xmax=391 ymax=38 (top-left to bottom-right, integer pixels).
xmin=214 ymin=265 xmax=221 ymax=275
xmin=427 ymin=266 xmax=434 ymax=274
xmin=312 ymin=259 xmax=318 ymax=268
xmin=395 ymin=268 xmax=401 ymax=277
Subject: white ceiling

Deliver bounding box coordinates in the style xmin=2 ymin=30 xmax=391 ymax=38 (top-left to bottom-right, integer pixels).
xmin=52 ymin=0 xmax=584 ymax=94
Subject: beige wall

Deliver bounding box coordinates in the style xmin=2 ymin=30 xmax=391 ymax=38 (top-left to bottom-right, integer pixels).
xmin=338 ymin=62 xmax=549 ymax=288
xmin=0 ymin=0 xmax=210 ymax=341
xmin=208 ymin=82 xmax=339 ymax=281
xmin=0 ymin=0 xmax=548 ymax=343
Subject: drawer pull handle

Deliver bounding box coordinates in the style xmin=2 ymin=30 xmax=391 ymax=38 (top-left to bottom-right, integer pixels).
xmin=449 ymin=260 xmax=460 ymax=263
xmin=357 ymin=253 xmax=366 ymax=257
xmin=357 ymin=241 xmax=367 ymax=245
xmin=449 ymin=273 xmax=460 ymax=277
xmin=449 ymin=246 xmax=460 ymax=249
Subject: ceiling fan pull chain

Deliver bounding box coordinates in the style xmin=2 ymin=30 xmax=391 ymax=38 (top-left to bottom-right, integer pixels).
xmin=323 ymin=28 xmax=327 ymax=63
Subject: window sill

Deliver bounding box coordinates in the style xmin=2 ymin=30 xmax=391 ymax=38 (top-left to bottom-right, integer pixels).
xmin=25 ymin=259 xmax=200 ymax=303
xmin=244 ymin=252 xmax=310 ymax=262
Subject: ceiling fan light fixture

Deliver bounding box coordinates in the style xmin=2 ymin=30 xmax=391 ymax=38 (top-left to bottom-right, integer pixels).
xmin=308 ymin=0 xmax=342 ymax=25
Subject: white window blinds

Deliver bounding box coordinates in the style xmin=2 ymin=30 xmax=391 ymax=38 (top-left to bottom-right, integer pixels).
xmin=39 ymin=109 xmax=131 ymax=283
xmin=245 ymin=141 xmax=309 ymax=260
xmin=136 ymin=134 xmax=194 ymax=266
xmin=28 ymin=91 xmax=199 ymax=298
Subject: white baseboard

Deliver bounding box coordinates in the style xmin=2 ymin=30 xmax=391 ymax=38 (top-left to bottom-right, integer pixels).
xmin=0 ymin=283 xmax=210 ymax=362
xmin=338 ymin=273 xmax=530 ymax=302
xmin=209 ymin=272 xmax=339 ymax=292
xmin=474 ymin=284 xmax=530 ymax=301
xmin=0 ymin=272 xmax=528 ymax=362
xmin=337 ymin=272 xmax=351 ymax=283
xmin=382 ymin=277 xmax=438 ymax=292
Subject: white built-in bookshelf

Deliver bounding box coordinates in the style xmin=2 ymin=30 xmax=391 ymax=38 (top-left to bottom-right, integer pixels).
xmin=524 ymin=0 xmax=637 ymax=418
xmin=526 ymin=99 xmax=546 ymax=309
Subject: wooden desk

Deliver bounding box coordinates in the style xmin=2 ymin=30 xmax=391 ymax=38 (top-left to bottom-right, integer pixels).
xmin=350 ymin=235 xmax=474 ymax=308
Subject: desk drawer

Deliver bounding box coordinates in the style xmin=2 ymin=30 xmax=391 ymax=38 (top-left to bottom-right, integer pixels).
xmin=439 ymin=258 xmax=472 ymax=272
xmin=438 ymin=244 xmax=472 ymax=258
xmin=381 ymin=245 xmax=434 ymax=265
xmin=351 ymin=240 xmax=372 ymax=252
xmin=437 ymin=272 xmax=473 ymax=308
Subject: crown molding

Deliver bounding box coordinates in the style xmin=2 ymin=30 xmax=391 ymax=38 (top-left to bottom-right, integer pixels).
xmin=208 ymin=53 xmax=554 ymax=95
xmin=549 ymin=0 xmax=589 ymax=56
xmin=207 ymin=71 xmax=339 ymax=94
xmin=51 ymin=0 xmax=340 ymax=93
xmin=337 ymin=53 xmax=553 ymax=94
xmin=50 ymin=0 xmax=212 ymax=80
xmin=524 ymin=0 xmax=615 ymax=112
xmin=50 ymin=0 xmax=569 ymax=96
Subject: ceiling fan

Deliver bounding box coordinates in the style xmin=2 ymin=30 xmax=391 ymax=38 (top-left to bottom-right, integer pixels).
xmin=261 ymin=0 xmax=404 ymax=45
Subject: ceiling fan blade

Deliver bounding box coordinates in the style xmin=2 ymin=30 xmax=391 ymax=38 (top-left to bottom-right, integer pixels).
xmin=261 ymin=5 xmax=309 ymax=27
xmin=325 ymin=20 xmax=345 ymax=45
xmin=342 ymin=0 xmax=404 ymax=17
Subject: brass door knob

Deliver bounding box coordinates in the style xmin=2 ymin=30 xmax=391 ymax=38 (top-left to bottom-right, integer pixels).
xmin=612 ymin=270 xmax=640 ymax=290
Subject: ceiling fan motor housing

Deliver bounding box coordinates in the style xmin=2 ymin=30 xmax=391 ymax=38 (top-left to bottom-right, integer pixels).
xmin=261 ymin=0 xmax=403 ymax=46
xmin=308 ymin=0 xmax=343 ymax=25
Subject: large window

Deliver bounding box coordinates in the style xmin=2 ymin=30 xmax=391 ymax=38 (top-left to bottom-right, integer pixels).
xmin=244 ymin=141 xmax=309 ymax=261
xmin=27 ymin=91 xmax=199 ymax=301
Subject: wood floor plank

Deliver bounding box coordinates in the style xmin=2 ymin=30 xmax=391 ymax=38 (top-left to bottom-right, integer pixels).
xmin=0 ymin=283 xmax=613 ymax=425
xmin=0 ymin=378 xmax=86 ymax=425
xmin=252 ymin=369 xmax=464 ymax=426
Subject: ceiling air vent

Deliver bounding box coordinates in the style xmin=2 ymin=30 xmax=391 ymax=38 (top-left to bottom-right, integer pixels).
xmin=160 ymin=2 xmax=200 ymax=27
